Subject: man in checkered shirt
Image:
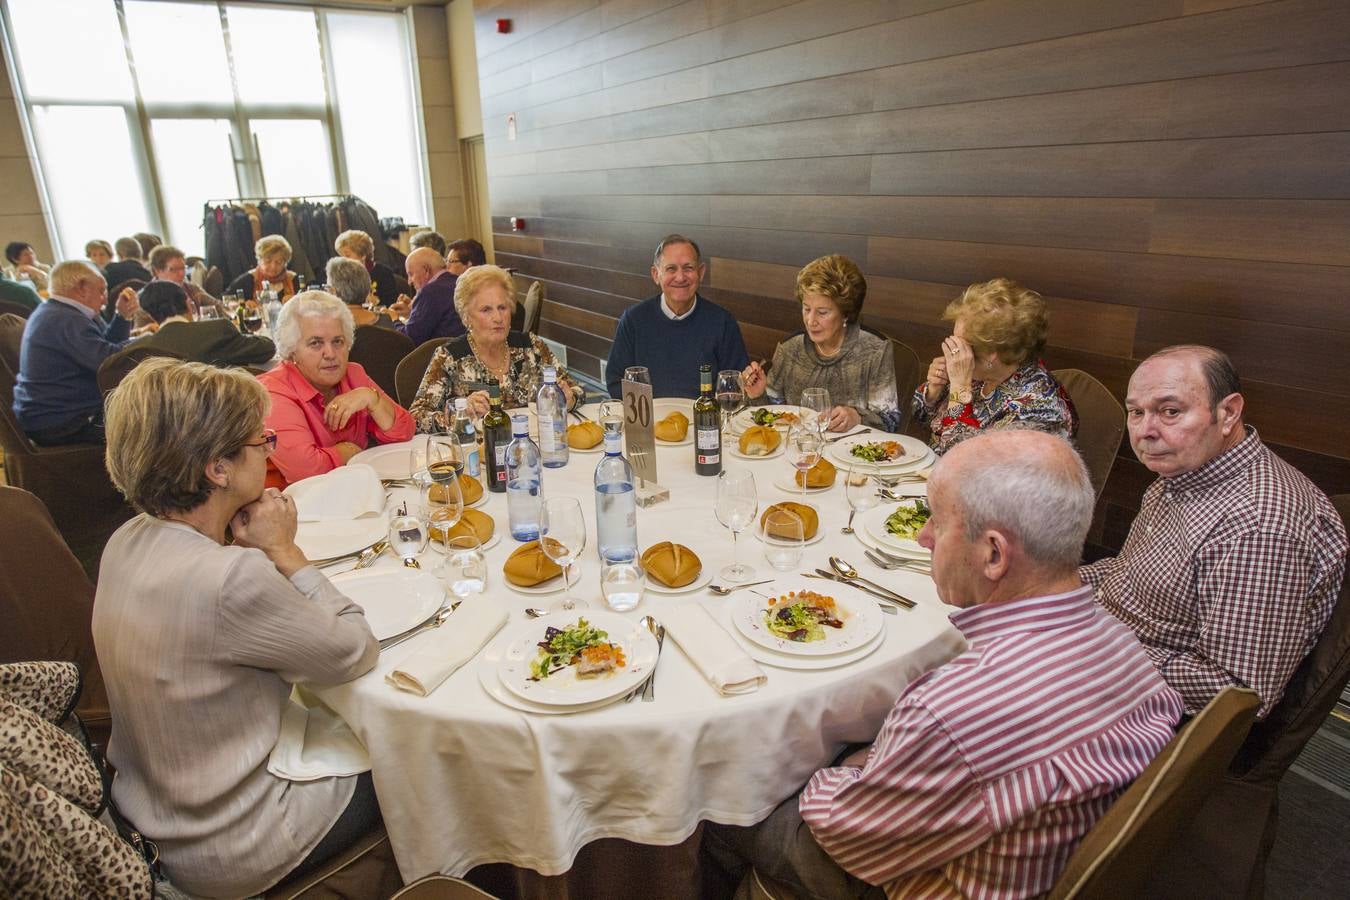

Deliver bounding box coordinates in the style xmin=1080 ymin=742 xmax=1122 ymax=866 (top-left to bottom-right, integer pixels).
xmin=1082 ymin=345 xmax=1347 ymax=720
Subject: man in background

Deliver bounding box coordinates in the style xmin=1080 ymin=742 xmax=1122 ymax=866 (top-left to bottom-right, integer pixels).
xmin=389 ymin=247 xmax=463 ymax=346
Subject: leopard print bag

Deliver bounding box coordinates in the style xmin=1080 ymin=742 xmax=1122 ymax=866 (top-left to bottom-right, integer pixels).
xmin=0 ymin=661 xmax=152 ymax=899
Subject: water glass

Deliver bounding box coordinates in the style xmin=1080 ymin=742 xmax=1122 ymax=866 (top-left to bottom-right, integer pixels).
xmin=623 ymin=366 xmax=651 ymax=386
xmin=388 ymin=513 xmax=428 ymax=568
xmin=601 ymin=559 xmax=645 ymax=612
xmin=715 ymin=469 xmax=759 ymax=582
xmin=438 ymin=535 xmax=486 ymax=600
xmin=761 ymin=507 xmax=806 ymax=572
xmin=845 ymin=462 xmax=881 ymax=532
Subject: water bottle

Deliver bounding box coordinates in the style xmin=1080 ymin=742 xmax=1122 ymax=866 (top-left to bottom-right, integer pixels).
xmin=505 ymin=414 xmax=542 ymax=541
xmin=261 ymin=280 xmax=282 ymax=334
xmin=594 ymin=431 xmax=638 ymax=564
xmin=535 ymin=366 xmax=569 ymax=468
xmin=451 ymin=398 xmax=480 ymax=477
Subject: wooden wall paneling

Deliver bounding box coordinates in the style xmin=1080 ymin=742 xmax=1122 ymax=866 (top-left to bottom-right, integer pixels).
xmin=1148 ymin=199 xmax=1350 ymax=266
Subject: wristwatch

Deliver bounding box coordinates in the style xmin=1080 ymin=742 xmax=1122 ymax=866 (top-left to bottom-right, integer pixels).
xmin=951 ymin=386 xmax=973 ymax=405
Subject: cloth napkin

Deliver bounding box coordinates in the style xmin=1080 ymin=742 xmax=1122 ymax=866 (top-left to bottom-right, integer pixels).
xmin=663 ymin=603 xmax=767 ymax=695
xmin=386 ymin=598 xmax=509 ymax=697
xmin=268 ymin=686 xmax=370 ymax=781
xmin=284 ymin=464 xmax=386 ymax=522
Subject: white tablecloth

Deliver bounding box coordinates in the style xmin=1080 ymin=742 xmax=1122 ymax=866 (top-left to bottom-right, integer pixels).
xmin=313 ymin=406 xmax=964 ymax=882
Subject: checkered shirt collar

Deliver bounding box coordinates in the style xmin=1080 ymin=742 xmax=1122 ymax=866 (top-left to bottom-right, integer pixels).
xmin=1162 ymin=425 xmax=1261 ymax=494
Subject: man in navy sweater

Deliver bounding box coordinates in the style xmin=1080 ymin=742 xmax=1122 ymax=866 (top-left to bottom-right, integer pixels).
xmin=13 ymin=260 xmax=139 ymax=445
xmin=605 ymin=235 xmax=749 ymax=399
xmin=389 ymin=247 xmax=465 ymax=346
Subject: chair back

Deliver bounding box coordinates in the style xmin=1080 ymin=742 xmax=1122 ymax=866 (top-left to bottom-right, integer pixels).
xmin=0 ymin=298 xmax=35 ymax=319
xmin=519 ymin=281 xmax=544 ymax=336
xmin=203 ymin=265 xmax=224 ymax=298
xmin=396 ymin=336 xmax=452 ymax=407
xmin=349 ymin=325 xmax=414 ymax=399
xmin=391 ymin=875 xmax=503 ymax=899
xmin=263 ymin=825 xmax=402 ymax=899
xmin=889 ymin=338 xmax=922 ymax=432
xmin=0 ymin=486 xmax=110 ymax=735
xmin=0 ymin=311 xmax=25 ymax=373
xmin=1229 ymin=494 xmax=1350 ymax=786
xmin=96 ymin=344 xmax=186 ymax=396
xmin=1052 ymin=368 xmax=1125 ymax=501
xmin=1047 ymin=687 xmax=1261 ymax=899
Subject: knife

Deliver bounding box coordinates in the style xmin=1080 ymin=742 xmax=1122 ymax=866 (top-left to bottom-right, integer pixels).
xmin=807 ymin=570 xmax=915 ymax=609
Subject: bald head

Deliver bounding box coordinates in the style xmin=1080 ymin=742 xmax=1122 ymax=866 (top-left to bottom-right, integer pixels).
xmin=932 ymin=430 xmax=1094 ymax=571
xmin=405 ymin=246 xmax=447 ymax=291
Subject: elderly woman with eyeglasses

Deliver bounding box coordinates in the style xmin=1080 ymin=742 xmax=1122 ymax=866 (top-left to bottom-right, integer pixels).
xmin=258 ymin=291 xmax=414 ymax=487
xmin=93 ymin=358 xmax=380 ymax=898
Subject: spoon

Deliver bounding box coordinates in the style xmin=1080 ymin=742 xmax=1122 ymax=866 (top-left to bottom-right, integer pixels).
xmin=829 ymin=557 xmax=915 ymax=608
xmin=640 ymin=615 xmax=664 ymax=702
xmin=708 ymin=579 xmax=776 ymax=595
xmin=524 ymin=607 xmax=548 ymax=619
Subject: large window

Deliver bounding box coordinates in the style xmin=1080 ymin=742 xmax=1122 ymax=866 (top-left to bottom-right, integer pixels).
xmin=2 ymin=0 xmax=427 ymax=258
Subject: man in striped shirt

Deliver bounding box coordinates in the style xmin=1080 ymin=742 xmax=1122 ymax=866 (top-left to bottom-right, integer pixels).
xmin=1082 ymin=346 xmax=1347 ymax=720
xmin=707 ymin=430 xmax=1183 ymax=899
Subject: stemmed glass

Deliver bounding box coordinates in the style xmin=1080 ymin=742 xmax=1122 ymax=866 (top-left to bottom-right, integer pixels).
xmin=599 ymin=399 xmax=624 ymax=436
xmin=715 ymin=469 xmax=759 ymax=582
xmin=541 ymin=497 xmax=588 ymax=612
xmin=845 ymin=462 xmax=880 ymax=536
xmin=800 ymin=387 xmax=831 ymax=435
xmin=715 ymin=369 xmax=745 ymax=432
xmin=623 ymin=366 xmax=651 ymax=387
xmin=421 ymin=467 xmax=464 ymax=549
xmin=785 ymin=425 xmax=823 ymax=495
xmin=439 ymin=535 xmax=486 ymax=600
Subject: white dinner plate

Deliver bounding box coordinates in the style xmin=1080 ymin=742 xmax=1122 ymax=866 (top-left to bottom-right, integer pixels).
xmin=851 ymin=519 xmax=933 ymax=562
xmin=476 ymin=631 xmax=627 ymax=715
xmin=296 ymin=516 xmax=387 ymax=562
xmin=753 ymin=503 xmax=824 ymax=547
xmin=428 ymin=530 xmax=502 ymax=554
xmin=731 ymin=583 xmax=885 ymax=656
xmin=652 ymin=399 xmax=695 ymax=445
xmin=328 ymin=568 xmax=444 ymax=641
xmin=729 ymin=405 xmax=807 ymax=436
xmin=771 ymin=473 xmax=835 ymax=494
xmin=496 ymin=611 xmax=659 ymax=706
xmin=644 ymin=565 xmax=712 ymax=595
xmin=729 ymin=620 xmax=886 ymax=670
xmin=505 ymin=558 xmax=590 ymax=594
xmin=566 ymin=441 xmax=606 ymax=454
xmin=348 ymin=441 xmax=421 ymax=480
xmin=826 ymin=434 xmax=931 ymax=471
xmin=860 ymin=502 xmax=931 ymax=556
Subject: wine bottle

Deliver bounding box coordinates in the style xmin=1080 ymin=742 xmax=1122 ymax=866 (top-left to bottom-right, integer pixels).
xmin=482 ymin=386 xmax=511 ymax=493
xmin=694 ymin=364 xmax=721 ymax=476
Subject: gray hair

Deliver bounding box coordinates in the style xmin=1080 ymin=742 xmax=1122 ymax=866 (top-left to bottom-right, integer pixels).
xmin=653 ymin=234 xmax=702 ymax=267
xmin=326 ymin=257 xmax=372 ymax=306
xmin=938 ymin=430 xmax=1094 ymax=570
xmin=273 ymin=291 xmax=355 ymax=359
xmin=50 ymin=259 xmax=103 ymax=297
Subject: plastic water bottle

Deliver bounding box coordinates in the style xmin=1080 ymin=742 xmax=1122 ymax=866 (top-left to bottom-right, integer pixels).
xmin=535 ymin=366 xmax=569 ymax=468
xmin=594 ymin=431 xmax=638 ymax=564
xmin=505 ymin=414 xmax=542 ymax=541
xmin=451 ymin=398 xmax=480 ymax=477
xmin=260 ymin=280 xmax=282 ymax=334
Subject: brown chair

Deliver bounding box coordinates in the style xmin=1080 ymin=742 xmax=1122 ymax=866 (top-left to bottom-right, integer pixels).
xmin=396 ymin=336 xmax=453 ymax=407
xmin=203 ymin=264 xmax=225 ymax=299
xmin=0 ymin=311 xmax=24 ymax=372
xmin=391 ymin=875 xmax=502 ymax=899
xmin=888 ymin=337 xmax=922 ymax=433
xmin=263 ymin=824 xmax=403 ymax=899
xmin=0 ymin=486 xmax=111 ymax=743
xmin=349 ymin=325 xmax=415 ymax=399
xmin=1142 ymin=494 xmax=1350 ymax=899
xmin=1045 ymin=687 xmax=1262 ymax=898
xmin=1052 ymin=368 xmax=1125 ymax=502
xmin=0 ymin=343 xmax=133 ymax=577
xmin=521 ymin=281 xmax=544 ymax=336
xmin=0 ymin=298 xmax=35 ymax=319
xmin=96 ymin=344 xmax=186 ymax=395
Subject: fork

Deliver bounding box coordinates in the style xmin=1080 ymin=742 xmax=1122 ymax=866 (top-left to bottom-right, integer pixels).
xmin=865 ymin=549 xmax=932 ymax=574
xmin=378 ymin=601 xmax=460 ymax=652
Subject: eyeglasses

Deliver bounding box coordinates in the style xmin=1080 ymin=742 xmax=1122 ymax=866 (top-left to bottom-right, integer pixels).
xmin=243 ymin=428 xmax=277 ymax=453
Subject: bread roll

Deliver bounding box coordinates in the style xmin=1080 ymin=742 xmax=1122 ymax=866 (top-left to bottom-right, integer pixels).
xmin=654 ymin=411 xmax=689 ymax=442
xmin=738 ymin=425 xmax=781 ymax=456
xmin=430 ymin=472 xmax=483 ymax=506
xmin=503 ymin=540 xmax=563 ymax=587
xmin=760 ymin=501 xmax=818 ymax=540
xmin=794 ymin=457 xmax=837 ymax=489
xmin=431 ymin=507 xmax=495 ymax=545
xmin=567 ymin=420 xmax=604 ymax=449
xmin=640 ymin=541 xmax=701 ymax=587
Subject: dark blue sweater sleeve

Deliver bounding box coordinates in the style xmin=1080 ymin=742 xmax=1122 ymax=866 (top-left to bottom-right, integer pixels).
xmin=606 ymin=310 xmax=636 ymax=398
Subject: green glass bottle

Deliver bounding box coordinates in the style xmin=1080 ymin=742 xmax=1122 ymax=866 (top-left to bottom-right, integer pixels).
xmin=694 ymin=364 xmax=721 ymax=476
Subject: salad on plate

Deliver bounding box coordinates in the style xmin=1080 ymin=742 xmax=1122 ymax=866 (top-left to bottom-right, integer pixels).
xmin=529 ymin=619 xmax=626 ymax=681
xmin=763 ymin=590 xmax=845 ymax=643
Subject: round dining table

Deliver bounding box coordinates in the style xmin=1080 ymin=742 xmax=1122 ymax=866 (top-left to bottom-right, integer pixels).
xmin=310 ymin=403 xmax=964 ymax=886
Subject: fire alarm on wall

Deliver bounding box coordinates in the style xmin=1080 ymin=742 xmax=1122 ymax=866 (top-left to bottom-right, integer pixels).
xmin=510 ymin=217 xmax=526 ymax=231
xmin=496 ymin=18 xmax=512 ymax=33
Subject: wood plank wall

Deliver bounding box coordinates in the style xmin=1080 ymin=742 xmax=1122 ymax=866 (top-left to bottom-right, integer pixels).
xmin=471 ymin=0 xmax=1350 ymax=552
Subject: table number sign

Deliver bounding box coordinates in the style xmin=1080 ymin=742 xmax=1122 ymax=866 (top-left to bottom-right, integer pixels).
xmin=620 ymin=379 xmax=668 ymax=506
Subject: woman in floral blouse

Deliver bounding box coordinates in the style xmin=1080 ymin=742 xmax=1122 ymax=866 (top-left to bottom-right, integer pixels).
xmin=912 ymin=277 xmax=1077 ymax=454
xmin=409 ymin=265 xmax=580 ymax=432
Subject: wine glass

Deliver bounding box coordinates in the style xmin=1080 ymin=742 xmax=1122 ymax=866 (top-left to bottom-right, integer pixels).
xmin=715 ymin=369 xmax=745 ymax=431
xmin=845 ymin=462 xmax=880 ymax=536
xmin=438 ymin=535 xmax=486 ymax=600
xmin=715 ymin=469 xmax=759 ymax=582
xmin=541 ymin=497 xmax=588 ymax=612
xmin=601 ymin=559 xmax=645 ymax=612
xmin=800 ymin=387 xmax=830 ymax=435
xmin=599 ymin=399 xmax=624 ymax=436
xmin=420 ymin=469 xmax=464 ymax=548
xmin=221 ymin=292 xmax=241 ymax=318
xmin=388 ymin=505 xmax=429 ymax=568
xmin=785 ymin=425 xmax=823 ymax=495
xmin=761 ymin=506 xmax=806 ymax=572
xmin=240 ymin=303 xmax=263 ymax=334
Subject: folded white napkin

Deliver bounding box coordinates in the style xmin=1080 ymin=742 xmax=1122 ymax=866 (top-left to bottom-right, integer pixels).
xmin=386 ymin=598 xmax=508 ymax=697
xmin=285 ymin=464 xmax=386 ymax=522
xmin=268 ymin=686 xmax=370 ymax=781
xmin=663 ymin=603 xmax=767 ymax=695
